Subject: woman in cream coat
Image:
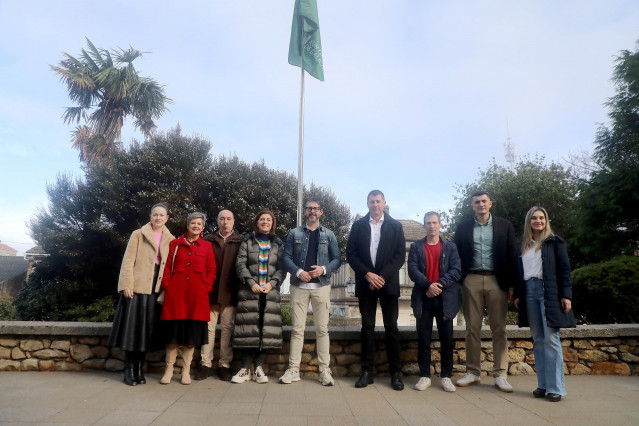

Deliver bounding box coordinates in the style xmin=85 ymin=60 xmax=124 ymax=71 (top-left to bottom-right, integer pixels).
xmin=108 ymin=203 xmax=174 ymax=386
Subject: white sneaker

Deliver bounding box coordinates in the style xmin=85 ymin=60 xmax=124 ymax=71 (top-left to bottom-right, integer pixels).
xmin=279 ymin=368 xmax=301 ymax=384
xmin=319 ymin=368 xmax=335 ymax=386
xmin=231 ymin=368 xmax=251 ymax=384
xmin=456 ymin=373 xmax=480 ymax=387
xmin=494 ymin=376 xmax=513 ymax=393
xmin=253 ymin=366 xmax=269 ymax=384
xmin=414 ymin=377 xmax=431 ymax=391
xmin=441 ymin=378 xmax=456 ymax=392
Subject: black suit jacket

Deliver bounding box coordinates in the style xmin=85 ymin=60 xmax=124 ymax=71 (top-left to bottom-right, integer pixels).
xmin=346 ymin=213 xmax=406 ymax=297
xmin=454 ymin=215 xmax=517 ymax=291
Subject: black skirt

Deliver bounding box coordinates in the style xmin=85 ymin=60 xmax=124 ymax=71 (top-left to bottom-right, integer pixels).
xmin=107 ymin=264 xmax=163 ymax=352
xmin=161 ymin=319 xmax=209 ymax=346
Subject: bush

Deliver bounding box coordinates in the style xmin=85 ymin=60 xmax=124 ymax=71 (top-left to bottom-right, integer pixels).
xmin=0 ymin=296 xmax=17 ymax=320
xmin=281 ymin=306 xmax=292 ymax=326
xmin=572 ymin=255 xmax=639 ymax=324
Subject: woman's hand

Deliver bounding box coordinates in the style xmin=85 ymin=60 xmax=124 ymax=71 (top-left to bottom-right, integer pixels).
xmin=561 ymin=298 xmax=572 ymax=313
xmin=514 ymin=298 xmax=519 ymax=309
xmin=123 ymin=289 xmax=134 ymax=299
xmin=261 ymin=283 xmax=273 ymax=293
xmin=251 ymin=284 xmax=262 ymax=294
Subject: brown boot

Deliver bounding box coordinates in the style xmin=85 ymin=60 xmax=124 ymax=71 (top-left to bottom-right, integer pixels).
xmin=160 ymin=345 xmax=178 ymax=384
xmin=181 ymin=346 xmax=195 ymax=385
xmin=194 ymin=365 xmax=212 ymax=380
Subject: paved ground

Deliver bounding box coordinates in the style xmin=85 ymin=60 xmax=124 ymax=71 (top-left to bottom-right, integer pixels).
xmin=0 ymin=371 xmax=637 ymax=425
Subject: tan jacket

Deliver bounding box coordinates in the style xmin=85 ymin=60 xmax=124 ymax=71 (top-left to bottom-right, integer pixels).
xmin=117 ymin=223 xmax=175 ymax=294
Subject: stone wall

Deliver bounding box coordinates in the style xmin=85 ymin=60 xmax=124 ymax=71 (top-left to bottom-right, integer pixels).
xmin=0 ymin=322 xmax=637 ymax=377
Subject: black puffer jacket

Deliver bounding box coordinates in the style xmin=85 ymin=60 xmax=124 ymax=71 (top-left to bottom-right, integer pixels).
xmin=515 ymin=235 xmax=576 ymax=329
xmin=232 ymin=233 xmax=286 ymax=350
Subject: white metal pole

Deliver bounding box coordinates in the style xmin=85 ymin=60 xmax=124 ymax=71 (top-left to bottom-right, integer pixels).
xmin=297 ymin=41 xmax=305 ymax=227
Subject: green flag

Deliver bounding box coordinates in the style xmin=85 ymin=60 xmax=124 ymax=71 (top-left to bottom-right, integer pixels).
xmin=288 ymin=0 xmax=324 ymax=81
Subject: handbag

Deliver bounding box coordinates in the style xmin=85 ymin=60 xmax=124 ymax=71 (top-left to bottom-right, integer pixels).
xmin=157 ymin=244 xmax=179 ymax=305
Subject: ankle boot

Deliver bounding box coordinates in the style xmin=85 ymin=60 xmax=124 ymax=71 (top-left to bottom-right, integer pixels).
xmin=133 ymin=352 xmax=146 ymax=385
xmin=124 ymin=352 xmax=137 ymax=386
xmin=161 ymin=345 xmax=178 ymax=384
xmin=181 ymin=346 xmax=195 ymax=385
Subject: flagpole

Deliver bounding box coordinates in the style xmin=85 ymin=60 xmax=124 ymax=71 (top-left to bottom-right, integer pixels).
xmin=296 ymin=38 xmax=305 ymax=227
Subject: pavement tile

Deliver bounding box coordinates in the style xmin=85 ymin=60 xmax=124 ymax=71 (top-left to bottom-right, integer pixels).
xmin=307 ymin=416 xmax=358 ymax=426
xmin=355 ymin=415 xmax=407 ymax=425
xmin=39 ymin=407 xmax=110 ymax=424
xmin=213 ymin=402 xmax=262 ymax=415
xmin=95 ymin=409 xmax=160 ymax=425
xmin=257 ymin=414 xmax=309 ymax=425
xmin=202 ymin=413 xmax=259 ymax=425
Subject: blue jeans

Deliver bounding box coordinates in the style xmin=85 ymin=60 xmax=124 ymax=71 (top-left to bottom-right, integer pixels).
xmin=526 ymin=278 xmax=566 ymax=395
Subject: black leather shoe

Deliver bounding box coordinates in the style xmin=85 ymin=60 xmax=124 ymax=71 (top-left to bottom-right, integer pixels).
xmin=546 ymin=393 xmax=561 ymax=402
xmin=355 ymin=371 xmax=374 ymax=388
xmin=194 ymin=365 xmax=211 ymax=381
xmin=133 ymin=359 xmax=146 ymax=385
xmin=218 ymin=366 xmax=232 ymax=382
xmin=533 ymin=388 xmax=546 ymax=398
xmin=390 ymin=372 xmax=404 ymax=391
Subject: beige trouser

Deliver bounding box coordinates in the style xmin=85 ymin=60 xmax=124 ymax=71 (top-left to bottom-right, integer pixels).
xmin=289 ymin=284 xmax=331 ymax=371
xmin=200 ymin=304 xmax=236 ymax=368
xmin=462 ymin=273 xmax=508 ymax=377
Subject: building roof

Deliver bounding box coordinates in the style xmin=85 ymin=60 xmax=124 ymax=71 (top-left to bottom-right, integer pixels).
xmin=0 ymin=257 xmax=29 ymax=282
xmin=25 ymin=245 xmax=47 ymax=255
xmin=399 ymin=219 xmax=427 ymax=241
xmin=0 ymin=243 xmax=18 ymax=253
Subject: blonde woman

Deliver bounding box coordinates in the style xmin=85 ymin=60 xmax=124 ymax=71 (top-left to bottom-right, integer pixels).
xmin=514 ymin=206 xmax=576 ymax=402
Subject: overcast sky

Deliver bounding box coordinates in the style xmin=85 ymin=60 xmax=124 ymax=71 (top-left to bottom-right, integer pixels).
xmin=1 ymin=1 xmax=638 ymax=254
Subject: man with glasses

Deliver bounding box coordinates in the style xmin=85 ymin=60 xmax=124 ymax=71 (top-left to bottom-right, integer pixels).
xmin=279 ymin=197 xmax=341 ymax=386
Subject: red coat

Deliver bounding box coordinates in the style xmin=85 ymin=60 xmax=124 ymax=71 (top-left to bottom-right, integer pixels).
xmin=160 ymin=234 xmax=216 ymax=321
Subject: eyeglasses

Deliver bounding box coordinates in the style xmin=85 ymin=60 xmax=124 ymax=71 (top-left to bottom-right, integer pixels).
xmin=304 ymin=207 xmax=321 ymax=212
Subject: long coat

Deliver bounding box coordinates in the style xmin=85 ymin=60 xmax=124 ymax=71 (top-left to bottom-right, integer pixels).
xmin=203 ymin=230 xmax=243 ymax=306
xmin=160 ymin=234 xmax=216 ymax=322
xmin=233 ymin=233 xmax=286 ymax=350
xmin=407 ymin=236 xmax=462 ymax=321
xmin=515 ymin=235 xmax=576 ymax=329
xmin=118 ymin=223 xmax=174 ymax=294
xmin=346 ymin=213 xmax=406 ymax=297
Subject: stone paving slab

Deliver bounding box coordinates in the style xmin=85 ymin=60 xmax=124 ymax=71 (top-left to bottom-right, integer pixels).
xmin=0 ymin=371 xmax=637 ymax=425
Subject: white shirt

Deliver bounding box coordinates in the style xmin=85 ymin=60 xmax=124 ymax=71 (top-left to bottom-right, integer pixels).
xmin=369 ymin=214 xmax=385 ymax=267
xmin=522 ymin=242 xmax=543 ymax=280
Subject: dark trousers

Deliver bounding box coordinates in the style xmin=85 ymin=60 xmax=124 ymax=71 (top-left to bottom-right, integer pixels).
xmin=358 ymin=293 xmax=401 ymax=374
xmin=416 ymin=296 xmax=453 ymax=378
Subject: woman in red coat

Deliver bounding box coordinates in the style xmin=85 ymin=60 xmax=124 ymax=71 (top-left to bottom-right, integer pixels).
xmin=160 ymin=212 xmax=216 ymax=385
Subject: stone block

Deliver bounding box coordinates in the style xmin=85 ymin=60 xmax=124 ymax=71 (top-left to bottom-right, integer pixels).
xmin=32 ymin=349 xmax=68 ymax=360
xmin=515 ymin=341 xmax=533 ymax=349
xmin=110 ymin=347 xmax=125 ymax=360
xmin=82 ymin=359 xmax=106 ymax=370
xmin=610 ymin=354 xmax=619 ymax=361
xmin=301 ymin=353 xmax=312 ymax=364
xmin=400 ymin=348 xmax=417 ymax=362
xmin=431 ymin=341 xmax=441 ymax=348
xmin=332 ymin=366 xmax=348 ymax=377
xmin=579 ymin=349 xmax=608 ymax=362
xmin=485 ymin=352 xmax=494 ymax=362
xmin=376 ymin=363 xmax=389 ymax=372
xmin=401 ymin=362 xmax=419 ymax=375
xmin=335 ymin=354 xmax=359 ymax=366
xmin=430 ymin=349 xmax=441 ymax=362
xmin=91 ymin=346 xmax=109 ymax=358
xmin=600 ymin=346 xmax=618 ymax=354
xmin=434 ymin=363 xmax=440 ymax=374
xmin=591 ymin=362 xmax=630 ymax=376
xmin=70 ymin=344 xmax=93 ymax=363
xmin=78 ymin=337 xmax=100 ymax=345
xmin=0 ymin=347 xmax=10 ymax=359
xmin=508 ymin=348 xmax=525 ymax=363
xmin=598 ymin=339 xmax=621 ymax=346
xmin=525 ymin=354 xmax=535 ymax=365
xmin=509 ymin=361 xmax=534 ymax=375
xmin=0 ymin=338 xmax=18 ymax=347
xmin=55 ymin=361 xmax=83 ymax=371
xmin=455 ymin=341 xmax=466 ymax=349
xmin=344 ymin=343 xmax=361 ymax=354
xmin=146 ymin=350 xmax=164 ymax=362
xmin=348 ymin=363 xmax=361 ymax=376
xmin=480 ymin=341 xmax=493 ymax=349
xmin=562 ymin=347 xmax=579 ymax=362
xmin=0 ymin=360 xmax=21 ymax=370
xmin=21 ymin=358 xmax=39 ymax=371
xmin=620 ymin=352 xmax=639 ymax=363
xmin=20 ymin=339 xmax=44 ymax=351
xmin=265 ymin=354 xmax=288 ymax=364
xmin=407 ymin=341 xmax=419 ymax=349
xmin=11 ymin=347 xmax=26 ymax=360
xmin=480 ymin=361 xmax=494 ymax=372
xmin=452 ymin=364 xmax=466 ymax=372
xmin=39 ymin=360 xmax=56 ymax=371
xmin=573 ymin=339 xmax=593 ymax=349
xmin=329 ymin=343 xmax=342 ymax=354
xmin=105 ymin=359 xmax=125 ymax=372
xmin=302 ymin=343 xmax=315 ymax=353
xmin=42 ymin=339 xmax=52 ymax=348
xmin=561 ymin=340 xmax=571 ymax=347
xmin=374 ymin=351 xmax=387 ymax=365
xmin=308 ymin=356 xmax=319 ymax=366
xmin=618 ymin=345 xmax=629 ymax=352
xmin=51 ymin=340 xmax=70 ymax=351
xmin=457 ymin=350 xmax=466 ymax=363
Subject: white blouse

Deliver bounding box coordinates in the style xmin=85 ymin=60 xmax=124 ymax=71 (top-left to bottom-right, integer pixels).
xmin=522 ymin=242 xmax=543 ymax=281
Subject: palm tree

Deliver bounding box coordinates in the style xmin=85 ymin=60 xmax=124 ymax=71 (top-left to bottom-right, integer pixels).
xmin=51 ymin=38 xmax=172 ymax=163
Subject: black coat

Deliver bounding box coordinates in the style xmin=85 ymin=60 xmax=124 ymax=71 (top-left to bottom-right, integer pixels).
xmin=346 ymin=213 xmax=406 ymax=297
xmin=407 ymin=236 xmax=462 ymax=321
xmin=454 ymin=215 xmax=517 ymax=291
xmin=515 ymin=235 xmax=576 ymax=329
